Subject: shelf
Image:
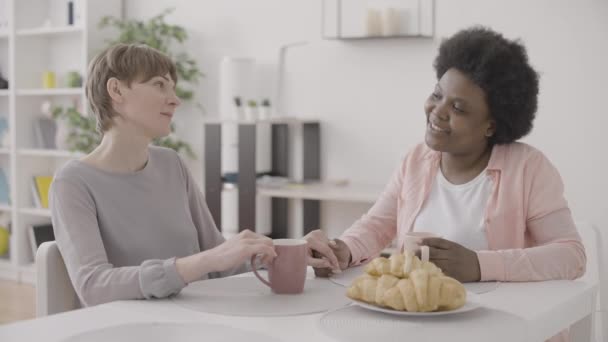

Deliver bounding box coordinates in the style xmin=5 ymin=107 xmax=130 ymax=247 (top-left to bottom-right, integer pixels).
xmin=19 ymin=148 xmax=82 ymax=158
xmin=16 ymin=88 xmax=84 ymax=96
xmin=0 ymin=0 xmax=122 ymax=283
xmin=19 ymin=207 xmax=51 ymax=217
xmin=258 ymin=182 xmax=382 ymax=203
xmin=16 ymin=26 xmax=83 ymax=37
xmin=322 ymin=0 xmax=434 ymax=40
xmin=323 ymin=35 xmax=433 ymax=40
xmin=203 ymin=117 xmax=319 ymax=125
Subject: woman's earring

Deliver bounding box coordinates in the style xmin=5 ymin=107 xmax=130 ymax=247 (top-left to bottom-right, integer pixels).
xmin=485 ymin=130 xmax=493 ymax=137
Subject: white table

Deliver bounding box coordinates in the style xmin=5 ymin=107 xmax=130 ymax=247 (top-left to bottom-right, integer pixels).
xmin=0 ymin=273 xmax=597 ymax=342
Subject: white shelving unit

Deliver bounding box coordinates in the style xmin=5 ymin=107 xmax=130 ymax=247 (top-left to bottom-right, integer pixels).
xmin=203 ymin=117 xmax=385 ymax=240
xmin=16 ymin=88 xmax=84 ymax=96
xmin=18 ymin=207 xmax=52 ymax=218
xmin=0 ymin=0 xmax=122 ymax=284
xmin=16 ymin=25 xmax=83 ymax=36
xmin=19 ymin=148 xmax=83 ymax=158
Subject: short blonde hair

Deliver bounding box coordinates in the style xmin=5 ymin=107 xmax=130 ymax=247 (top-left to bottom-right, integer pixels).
xmin=85 ymin=43 xmax=178 ymax=133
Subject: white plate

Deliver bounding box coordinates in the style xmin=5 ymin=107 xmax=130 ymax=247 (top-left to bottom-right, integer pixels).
xmin=350 ymin=291 xmax=481 ymax=316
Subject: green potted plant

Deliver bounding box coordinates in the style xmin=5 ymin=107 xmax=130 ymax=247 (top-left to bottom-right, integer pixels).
xmin=53 ymin=8 xmax=200 ymax=158
xmin=98 ymin=8 xmax=202 ymax=100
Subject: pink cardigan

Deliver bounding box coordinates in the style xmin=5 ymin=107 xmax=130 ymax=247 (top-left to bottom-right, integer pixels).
xmin=341 ymin=142 xmax=586 ymax=282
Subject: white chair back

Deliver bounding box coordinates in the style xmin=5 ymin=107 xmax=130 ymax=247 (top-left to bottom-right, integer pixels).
xmin=35 ymin=241 xmax=80 ymax=316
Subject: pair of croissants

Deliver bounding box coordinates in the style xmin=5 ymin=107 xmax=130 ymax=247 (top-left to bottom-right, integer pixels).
xmin=346 ymin=252 xmax=467 ymax=312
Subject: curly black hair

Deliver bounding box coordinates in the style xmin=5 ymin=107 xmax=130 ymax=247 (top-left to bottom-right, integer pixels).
xmin=433 ymin=27 xmax=539 ymax=145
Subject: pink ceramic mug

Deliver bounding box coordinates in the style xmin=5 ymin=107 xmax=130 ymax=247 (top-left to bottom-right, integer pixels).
xmin=403 ymin=232 xmax=442 ymax=262
xmin=251 ymin=239 xmax=308 ymax=294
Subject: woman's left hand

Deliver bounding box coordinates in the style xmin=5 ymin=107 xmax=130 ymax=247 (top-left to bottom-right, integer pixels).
xmin=420 ymin=238 xmax=481 ymax=282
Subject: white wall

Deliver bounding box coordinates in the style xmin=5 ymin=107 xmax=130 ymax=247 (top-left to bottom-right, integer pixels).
xmin=125 ymin=0 xmax=608 ymax=257
xmin=126 ymin=0 xmax=608 ymax=232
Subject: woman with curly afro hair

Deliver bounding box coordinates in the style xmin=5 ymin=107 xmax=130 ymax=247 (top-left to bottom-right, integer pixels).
xmin=305 ymin=27 xmax=585 ymax=339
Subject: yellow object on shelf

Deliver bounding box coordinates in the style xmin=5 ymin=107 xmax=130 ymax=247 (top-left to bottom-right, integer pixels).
xmin=0 ymin=226 xmax=8 ymax=256
xmin=42 ymin=71 xmax=56 ymax=89
xmin=33 ymin=176 xmax=53 ymax=208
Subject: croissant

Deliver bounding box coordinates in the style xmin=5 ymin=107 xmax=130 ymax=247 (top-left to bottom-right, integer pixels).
xmin=364 ymin=251 xmax=443 ymax=278
xmin=348 ymin=253 xmax=466 ymax=312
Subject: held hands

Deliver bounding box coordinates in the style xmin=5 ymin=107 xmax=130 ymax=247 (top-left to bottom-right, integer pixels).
xmin=304 ymin=229 xmax=351 ymax=277
xmin=419 ymin=238 xmax=481 ymax=282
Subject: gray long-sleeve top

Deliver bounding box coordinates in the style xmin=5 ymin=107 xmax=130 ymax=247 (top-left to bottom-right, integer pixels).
xmin=50 ymin=146 xmax=246 ymax=307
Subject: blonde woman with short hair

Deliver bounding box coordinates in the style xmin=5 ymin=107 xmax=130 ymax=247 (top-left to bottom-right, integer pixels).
xmin=50 ymin=44 xmax=277 ymax=307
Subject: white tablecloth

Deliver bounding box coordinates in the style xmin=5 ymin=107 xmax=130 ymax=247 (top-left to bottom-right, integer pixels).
xmin=0 ymin=272 xmax=597 ymax=342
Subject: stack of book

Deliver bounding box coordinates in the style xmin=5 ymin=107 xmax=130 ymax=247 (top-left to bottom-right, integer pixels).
xmin=0 ymin=0 xmax=8 ymax=31
xmin=34 ymin=117 xmax=57 ymax=149
xmin=0 ymin=169 xmax=9 ymax=205
xmin=31 ymin=175 xmax=53 ymax=208
xmin=29 ymin=176 xmax=55 ymax=255
xmin=0 ymin=117 xmax=8 ymax=148
xmin=0 ymin=219 xmax=9 ymax=258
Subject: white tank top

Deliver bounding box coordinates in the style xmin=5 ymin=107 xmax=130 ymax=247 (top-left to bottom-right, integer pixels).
xmin=413 ymin=168 xmax=493 ymax=251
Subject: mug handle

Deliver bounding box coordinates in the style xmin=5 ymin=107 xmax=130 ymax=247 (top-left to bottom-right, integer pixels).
xmin=250 ymin=255 xmax=272 ymax=288
xmin=420 ymin=245 xmax=430 ymax=263
xmin=419 ymin=235 xmax=441 ymax=263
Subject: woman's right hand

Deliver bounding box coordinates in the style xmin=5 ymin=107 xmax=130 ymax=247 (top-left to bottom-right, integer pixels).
xmin=176 ymin=230 xmax=276 ymax=284
xmin=209 ymin=230 xmax=277 ymax=273
xmin=304 ymin=230 xmax=351 ymax=277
